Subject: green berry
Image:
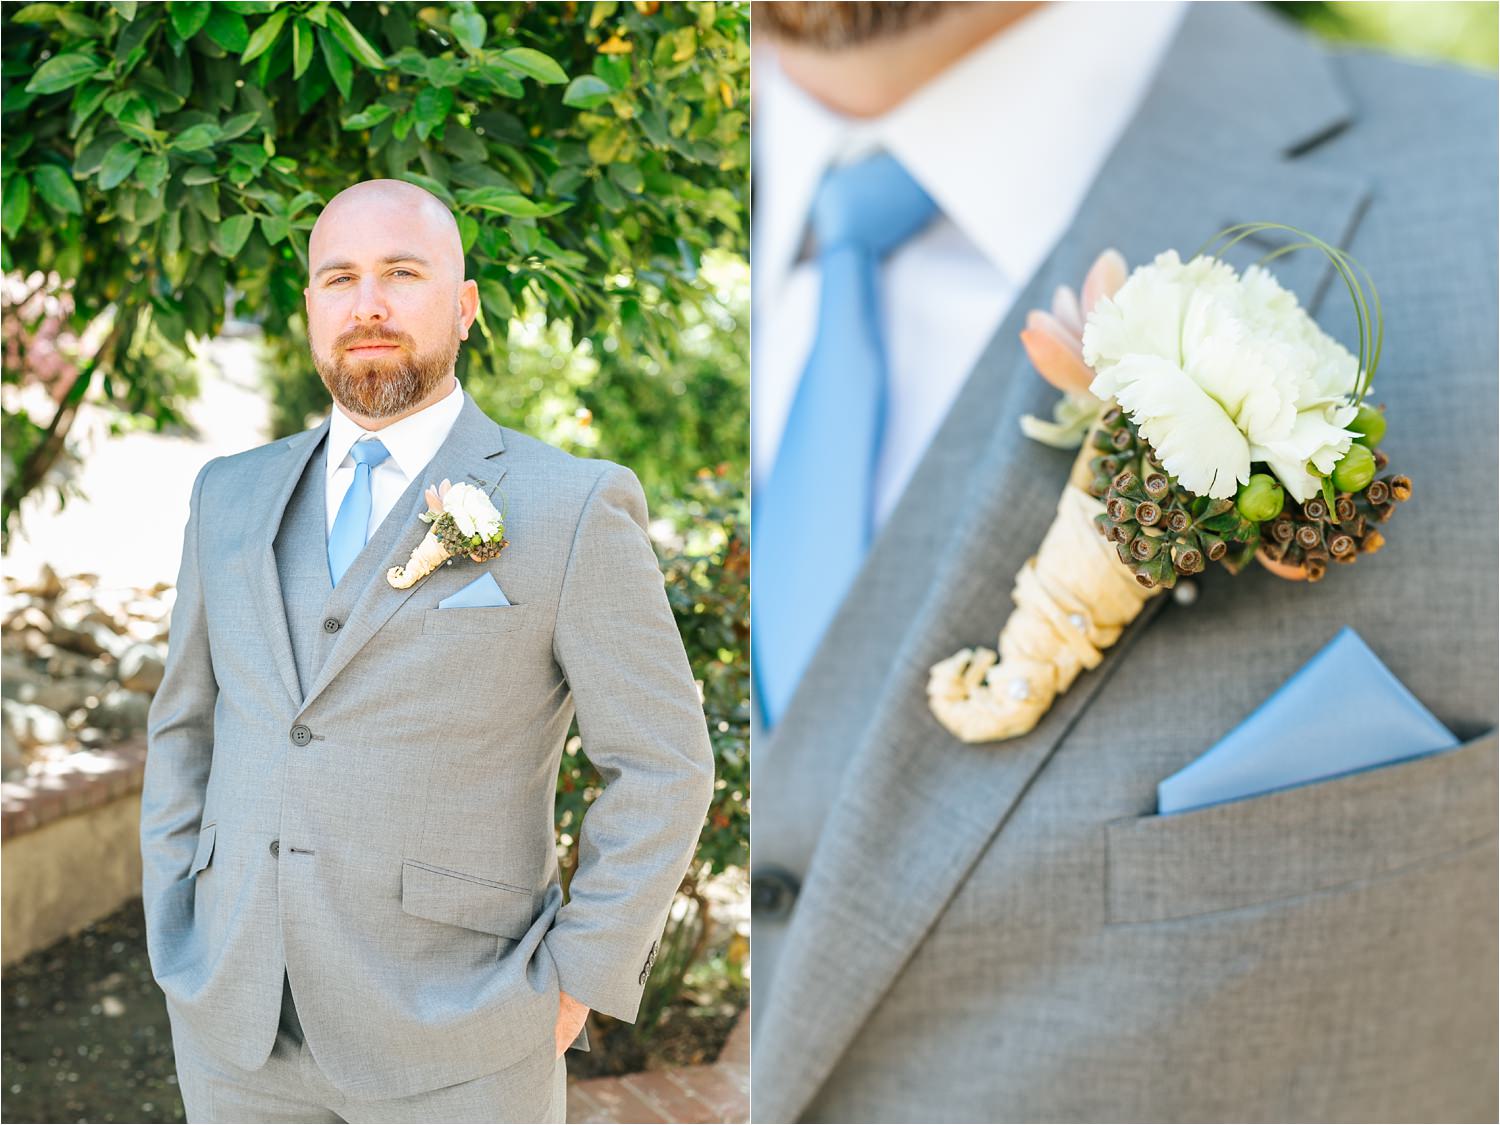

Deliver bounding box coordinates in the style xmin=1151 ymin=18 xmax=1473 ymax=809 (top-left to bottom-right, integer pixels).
xmin=1236 ymin=473 xmax=1285 ymax=523
xmin=1349 ymin=404 xmax=1387 ymax=448
xmin=1331 ymin=443 xmax=1376 ymax=492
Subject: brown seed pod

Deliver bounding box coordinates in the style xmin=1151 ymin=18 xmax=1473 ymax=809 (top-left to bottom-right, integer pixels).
xmin=1295 ymin=525 xmax=1322 ymax=550
xmin=1172 ymin=546 xmax=1204 ymax=575
xmin=1365 ymin=479 xmax=1390 ymax=506
xmin=1135 ymin=500 xmax=1162 ymax=527
xmin=1303 ymin=496 xmax=1329 ymax=521
xmin=1334 ymin=496 xmax=1357 ymax=522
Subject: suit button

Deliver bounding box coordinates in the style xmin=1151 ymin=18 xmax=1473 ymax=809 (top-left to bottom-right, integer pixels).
xmin=269 ymin=839 xmax=279 ymax=857
xmin=289 ymin=724 xmax=312 ymax=747
xmin=750 ymin=866 xmax=800 ymax=921
xmin=323 ymin=618 xmax=341 ymax=633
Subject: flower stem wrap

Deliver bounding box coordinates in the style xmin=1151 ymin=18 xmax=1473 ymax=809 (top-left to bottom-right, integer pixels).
xmin=386 ymin=528 xmax=454 ymax=590
xmin=927 ymin=433 xmax=1160 ymax=743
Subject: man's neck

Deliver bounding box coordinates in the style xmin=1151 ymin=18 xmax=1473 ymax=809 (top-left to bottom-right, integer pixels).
xmin=335 ymin=374 xmax=456 ymax=432
xmin=773 ymin=2 xmax=1044 ymax=119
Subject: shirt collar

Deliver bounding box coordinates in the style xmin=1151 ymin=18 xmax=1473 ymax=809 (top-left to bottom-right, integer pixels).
xmin=325 ymin=375 xmax=466 ymax=483
xmin=754 ymin=1 xmax=1188 ymax=294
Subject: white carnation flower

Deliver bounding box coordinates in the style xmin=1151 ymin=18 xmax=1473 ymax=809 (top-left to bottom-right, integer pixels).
xmin=442 ymin=481 xmax=503 ymax=540
xmin=1082 ymin=250 xmax=1361 ymax=501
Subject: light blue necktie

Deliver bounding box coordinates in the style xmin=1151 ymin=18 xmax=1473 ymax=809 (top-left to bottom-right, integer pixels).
xmin=753 ymin=152 xmax=938 ymax=726
xmin=328 ymin=438 xmax=392 ymax=587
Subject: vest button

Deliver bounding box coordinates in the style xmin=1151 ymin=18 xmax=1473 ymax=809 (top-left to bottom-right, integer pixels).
xmin=323 ymin=618 xmax=341 ymax=633
xmin=269 ymin=839 xmax=280 ymax=857
xmin=289 ymin=724 xmax=312 ymax=747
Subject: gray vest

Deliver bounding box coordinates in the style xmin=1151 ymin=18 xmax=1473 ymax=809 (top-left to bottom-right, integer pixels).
xmin=273 ymin=436 xmax=421 ymax=702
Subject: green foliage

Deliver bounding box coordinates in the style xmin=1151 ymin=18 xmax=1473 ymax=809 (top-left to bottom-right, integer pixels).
xmin=1 ymin=0 xmax=749 ymax=541
xmin=1272 ymin=1 xmax=1499 ymax=71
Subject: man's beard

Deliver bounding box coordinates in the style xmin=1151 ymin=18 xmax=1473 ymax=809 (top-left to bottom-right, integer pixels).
xmin=312 ymin=321 xmax=461 ymax=419
xmin=751 ymin=2 xmax=948 ymax=49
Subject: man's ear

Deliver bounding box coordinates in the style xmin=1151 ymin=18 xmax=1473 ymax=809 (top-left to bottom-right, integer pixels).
xmin=459 ymin=278 xmax=480 ymax=339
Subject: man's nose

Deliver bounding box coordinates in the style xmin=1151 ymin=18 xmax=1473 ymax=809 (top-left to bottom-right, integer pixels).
xmin=352 ymin=278 xmax=389 ymax=323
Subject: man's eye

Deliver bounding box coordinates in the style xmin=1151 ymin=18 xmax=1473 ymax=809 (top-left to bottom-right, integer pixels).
xmin=328 ymin=276 xmax=351 ymax=285
xmin=391 ymin=269 xmax=415 ymax=277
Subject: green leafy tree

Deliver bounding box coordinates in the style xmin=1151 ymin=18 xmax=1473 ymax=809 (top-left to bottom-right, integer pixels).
xmin=2 ymin=0 xmax=748 ymax=540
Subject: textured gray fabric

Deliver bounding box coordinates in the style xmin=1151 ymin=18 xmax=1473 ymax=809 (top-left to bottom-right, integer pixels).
xmin=750 ymin=4 xmax=1499 ymax=1122
xmin=171 ymin=973 xmax=567 ymax=1123
xmin=141 ymin=391 xmax=715 ymax=1102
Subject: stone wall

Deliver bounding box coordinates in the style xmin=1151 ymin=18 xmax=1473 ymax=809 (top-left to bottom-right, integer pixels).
xmin=2 ymin=737 xmax=148 ymax=966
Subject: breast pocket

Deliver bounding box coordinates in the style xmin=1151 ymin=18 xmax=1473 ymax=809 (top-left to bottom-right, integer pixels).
xmin=422 ymin=603 xmax=533 ymax=636
xmin=1104 ymin=730 xmax=1497 ymax=924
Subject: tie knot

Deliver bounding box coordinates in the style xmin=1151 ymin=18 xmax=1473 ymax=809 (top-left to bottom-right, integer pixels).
xmin=350 ymin=438 xmax=391 ymax=469
xmin=810 ymin=151 xmax=937 ymax=258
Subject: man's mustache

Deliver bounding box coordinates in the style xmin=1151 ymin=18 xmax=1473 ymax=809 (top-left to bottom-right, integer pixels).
xmin=336 ymin=329 xmax=410 ymax=349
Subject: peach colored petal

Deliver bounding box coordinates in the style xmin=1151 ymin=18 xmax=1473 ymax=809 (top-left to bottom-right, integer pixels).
xmin=424 ymin=485 xmax=444 ymax=512
xmin=1021 ymin=326 xmax=1096 ymax=396
xmin=1081 ymin=248 xmax=1128 ymax=317
xmin=1255 ymin=547 xmax=1309 ymax=582
xmin=1050 ymin=285 xmax=1084 ymax=336
xmin=1025 ymin=309 xmax=1085 ymax=358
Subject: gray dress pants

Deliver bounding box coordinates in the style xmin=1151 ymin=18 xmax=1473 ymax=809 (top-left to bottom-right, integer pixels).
xmin=170 ymin=970 xmax=567 ymax=1124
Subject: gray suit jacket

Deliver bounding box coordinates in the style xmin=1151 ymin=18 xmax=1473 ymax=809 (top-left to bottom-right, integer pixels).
xmin=750 ymin=5 xmax=1498 ymax=1121
xmin=140 ymin=391 xmax=715 ymax=1100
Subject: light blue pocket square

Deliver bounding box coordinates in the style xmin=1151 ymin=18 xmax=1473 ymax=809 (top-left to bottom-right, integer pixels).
xmin=1158 ymin=627 xmax=1458 ymax=815
xmin=436 ymin=571 xmax=510 ymax=609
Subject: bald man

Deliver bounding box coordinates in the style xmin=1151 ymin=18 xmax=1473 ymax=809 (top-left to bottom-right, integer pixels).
xmin=140 ymin=179 xmax=715 ymax=1122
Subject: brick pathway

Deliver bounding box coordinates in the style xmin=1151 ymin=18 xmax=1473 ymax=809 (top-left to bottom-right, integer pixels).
xmin=569 ymin=1007 xmax=749 ymax=1124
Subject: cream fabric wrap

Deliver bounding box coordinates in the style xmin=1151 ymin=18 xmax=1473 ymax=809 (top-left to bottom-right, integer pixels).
xmin=387 ymin=527 xmax=454 ymax=589
xmin=927 ymin=440 xmax=1161 ymax=743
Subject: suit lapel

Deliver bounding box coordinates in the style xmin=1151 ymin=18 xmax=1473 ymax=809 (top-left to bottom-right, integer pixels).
xmin=292 ymin=392 xmax=508 ymax=718
xmin=251 ymin=420 xmax=330 ymax=710
xmin=752 ymin=5 xmax=1374 ymax=1120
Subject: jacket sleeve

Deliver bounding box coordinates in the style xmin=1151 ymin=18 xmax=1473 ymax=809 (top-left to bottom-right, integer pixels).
xmin=139 ymin=455 xmax=220 ymax=978
xmin=544 ymin=463 xmax=717 ymax=1022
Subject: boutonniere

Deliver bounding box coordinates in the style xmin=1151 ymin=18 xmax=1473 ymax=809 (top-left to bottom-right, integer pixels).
xmin=929 ymin=223 xmax=1411 ymax=744
xmin=386 ymin=479 xmax=508 ymax=589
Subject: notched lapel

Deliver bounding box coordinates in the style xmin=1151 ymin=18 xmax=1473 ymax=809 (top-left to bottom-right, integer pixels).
xmin=252 ymin=421 xmax=331 ymax=711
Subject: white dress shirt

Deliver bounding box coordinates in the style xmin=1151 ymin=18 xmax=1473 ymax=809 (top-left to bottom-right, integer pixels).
xmin=752 ymin=1 xmax=1187 ymax=530
xmin=324 ymin=376 xmax=466 ymax=538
